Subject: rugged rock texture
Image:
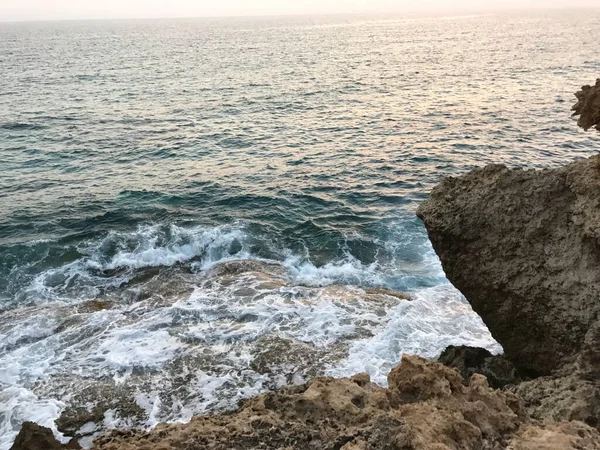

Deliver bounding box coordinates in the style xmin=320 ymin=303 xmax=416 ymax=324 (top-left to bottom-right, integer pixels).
xmin=511 ymin=374 xmax=600 ymax=429
xmin=88 ymin=355 xmax=599 ymax=450
xmin=14 ymin=357 xmax=600 ymax=450
xmin=573 ymin=79 xmax=600 ymax=132
xmin=438 ymin=346 xmax=519 ymax=389
xmin=417 ymin=155 xmax=600 ymax=377
xmin=9 ymin=422 xmax=79 ymax=450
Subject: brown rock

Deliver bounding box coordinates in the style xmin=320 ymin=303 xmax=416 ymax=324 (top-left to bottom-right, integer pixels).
xmin=417 ymin=156 xmax=600 ymax=377
xmin=510 ymin=374 xmax=600 ymax=429
xmin=573 ymin=79 xmax=600 ymax=132
xmin=507 ymin=422 xmax=600 ymax=450
xmin=91 ymin=355 xmax=600 ymax=450
xmin=363 ymin=288 xmax=412 ymax=301
xmin=9 ymin=422 xmax=79 ymax=450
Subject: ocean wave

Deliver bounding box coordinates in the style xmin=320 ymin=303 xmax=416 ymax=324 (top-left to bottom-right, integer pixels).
xmin=284 ymin=254 xmax=383 ymax=287
xmin=2 ymin=219 xmax=443 ymax=308
xmin=5 ymin=223 xmax=251 ymax=306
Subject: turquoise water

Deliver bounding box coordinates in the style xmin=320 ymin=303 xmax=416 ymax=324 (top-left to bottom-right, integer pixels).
xmin=0 ymin=10 xmax=599 ymax=447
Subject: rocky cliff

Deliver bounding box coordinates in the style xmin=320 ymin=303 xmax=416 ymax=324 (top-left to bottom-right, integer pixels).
xmin=417 ymin=79 xmax=600 ymax=377
xmin=417 ymin=156 xmax=600 ymax=377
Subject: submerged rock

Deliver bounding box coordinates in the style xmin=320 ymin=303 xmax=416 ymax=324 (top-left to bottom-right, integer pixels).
xmin=417 ymin=156 xmax=600 ymax=377
xmin=92 ymin=355 xmax=600 ymax=450
xmin=573 ymin=79 xmax=600 ymax=132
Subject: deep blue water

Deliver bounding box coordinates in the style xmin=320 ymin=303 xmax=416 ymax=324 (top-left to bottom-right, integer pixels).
xmin=0 ymin=10 xmax=599 ymax=448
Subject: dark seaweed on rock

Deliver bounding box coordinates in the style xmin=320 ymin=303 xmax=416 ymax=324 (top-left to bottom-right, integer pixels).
xmin=437 ymin=345 xmax=519 ymax=389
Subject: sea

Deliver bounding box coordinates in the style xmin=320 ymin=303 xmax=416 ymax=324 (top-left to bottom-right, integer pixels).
xmin=0 ymin=9 xmax=599 ymax=448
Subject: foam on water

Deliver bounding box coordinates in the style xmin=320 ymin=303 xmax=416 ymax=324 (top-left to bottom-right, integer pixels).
xmin=326 ymin=284 xmax=502 ymax=384
xmin=284 ymin=254 xmax=383 ymax=288
xmin=0 ymin=387 xmax=67 ymax=449
xmin=8 ymin=219 xmax=442 ymax=310
xmin=95 ymin=224 xmax=249 ymax=271
xmin=8 ymin=223 xmax=250 ymax=306
xmin=0 ymin=232 xmax=500 ymax=448
xmin=90 ymin=329 xmax=185 ymax=382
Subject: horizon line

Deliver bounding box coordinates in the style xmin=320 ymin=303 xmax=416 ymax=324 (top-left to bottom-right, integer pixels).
xmin=1 ymin=5 xmax=598 ymax=24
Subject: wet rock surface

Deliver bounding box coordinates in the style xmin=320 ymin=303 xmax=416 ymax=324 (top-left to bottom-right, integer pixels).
xmin=9 ymin=422 xmax=79 ymax=450
xmin=438 ymin=345 xmax=519 ymax=389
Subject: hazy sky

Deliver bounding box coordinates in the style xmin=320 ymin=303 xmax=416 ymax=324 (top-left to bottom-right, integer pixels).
xmin=1 ymin=0 xmax=599 ymax=22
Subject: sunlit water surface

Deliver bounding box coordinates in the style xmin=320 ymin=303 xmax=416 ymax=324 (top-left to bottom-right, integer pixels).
xmin=0 ymin=10 xmax=599 ymax=448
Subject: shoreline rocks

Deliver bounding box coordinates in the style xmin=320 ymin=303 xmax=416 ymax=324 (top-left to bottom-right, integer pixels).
xmin=417 ymin=156 xmax=600 ymax=377
xmin=79 ymin=356 xmax=600 ymax=450
xmin=14 ymin=355 xmax=600 ymax=450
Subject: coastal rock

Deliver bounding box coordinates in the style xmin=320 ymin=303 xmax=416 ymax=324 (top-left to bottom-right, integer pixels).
xmin=9 ymin=422 xmax=78 ymax=450
xmin=573 ymin=79 xmax=600 ymax=132
xmin=417 ymin=155 xmax=600 ymax=377
xmin=510 ymin=374 xmax=600 ymax=429
xmin=438 ymin=345 xmax=519 ymax=389
xmin=506 ymin=421 xmax=600 ymax=450
xmin=92 ymin=355 xmax=600 ymax=450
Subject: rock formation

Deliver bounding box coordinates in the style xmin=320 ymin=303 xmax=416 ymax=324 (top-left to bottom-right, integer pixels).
xmin=415 ymin=83 xmax=600 ymax=438
xmin=417 ymin=156 xmax=600 ymax=377
xmin=87 ymin=356 xmax=600 ymax=450
xmin=15 ymin=356 xmax=600 ymax=450
xmin=9 ymin=422 xmax=79 ymax=450
xmin=437 ymin=345 xmax=519 ymax=389
xmin=573 ymin=79 xmax=600 ymax=132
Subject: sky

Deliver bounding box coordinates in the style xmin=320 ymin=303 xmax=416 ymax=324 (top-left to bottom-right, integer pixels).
xmin=1 ymin=0 xmax=599 ymax=22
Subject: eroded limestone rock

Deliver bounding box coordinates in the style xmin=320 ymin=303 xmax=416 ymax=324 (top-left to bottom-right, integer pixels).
xmin=417 ymin=156 xmax=600 ymax=377
xmin=91 ymin=356 xmax=599 ymax=450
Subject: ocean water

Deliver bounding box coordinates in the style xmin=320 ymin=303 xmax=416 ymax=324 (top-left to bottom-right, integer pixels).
xmin=1 ymin=9 xmax=599 ymax=448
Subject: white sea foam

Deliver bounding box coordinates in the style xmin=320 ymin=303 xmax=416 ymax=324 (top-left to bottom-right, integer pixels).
xmin=284 ymin=254 xmax=383 ymax=287
xmin=326 ymin=284 xmax=502 ymax=385
xmin=98 ymin=224 xmax=248 ymax=271
xmin=0 ymin=222 xmax=500 ymax=450
xmin=0 ymin=387 xmax=66 ymax=449
xmin=90 ymin=328 xmax=185 ymax=381
xmin=16 ymin=223 xmax=251 ymax=305
xmin=0 ymin=275 xmax=500 ymax=450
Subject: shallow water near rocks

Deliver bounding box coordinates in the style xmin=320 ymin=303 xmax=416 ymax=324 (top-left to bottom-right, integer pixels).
xmin=1 ymin=9 xmax=599 ymax=448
